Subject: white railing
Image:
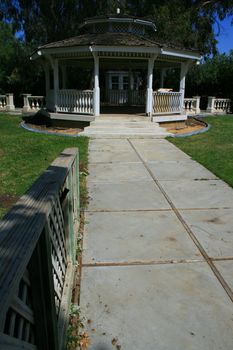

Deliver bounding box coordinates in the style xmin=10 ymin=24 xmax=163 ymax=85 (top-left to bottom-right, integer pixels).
xmin=207 ymin=97 xmax=231 ymax=114
xmin=0 ymin=93 xmax=15 ymax=111
xmin=184 ymin=96 xmax=200 ymax=114
xmin=153 ymin=91 xmax=182 ymax=114
xmin=106 ymin=89 xmax=128 ymax=105
xmin=130 ymin=90 xmax=145 ymax=105
xmin=28 ymin=96 xmax=45 ymax=110
xmin=23 ymin=94 xmax=45 ymax=112
xmin=57 ymin=89 xmax=94 ymax=114
xmin=105 ymin=89 xmax=145 ymax=105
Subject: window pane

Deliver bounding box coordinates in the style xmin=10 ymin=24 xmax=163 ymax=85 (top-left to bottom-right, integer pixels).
xmin=111 ymin=76 xmax=119 ymax=90
xmin=123 ymin=76 xmax=129 ymax=90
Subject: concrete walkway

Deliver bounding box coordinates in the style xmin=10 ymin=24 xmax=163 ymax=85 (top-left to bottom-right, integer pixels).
xmin=80 ymin=138 xmax=233 ymax=350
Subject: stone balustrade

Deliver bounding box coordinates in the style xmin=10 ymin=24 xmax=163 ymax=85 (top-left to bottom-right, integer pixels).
xmin=207 ymin=97 xmax=231 ymax=114
xmin=184 ymin=96 xmax=200 ymax=114
xmin=0 ymin=93 xmax=15 ymax=111
xmin=153 ymin=91 xmax=182 ymax=114
xmin=23 ymin=94 xmax=45 ymax=112
xmin=57 ymin=89 xmax=94 ymax=114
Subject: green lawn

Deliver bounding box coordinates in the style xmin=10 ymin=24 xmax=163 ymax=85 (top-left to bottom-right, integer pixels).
xmin=0 ymin=114 xmax=88 ymax=218
xmin=168 ymin=116 xmax=233 ymax=187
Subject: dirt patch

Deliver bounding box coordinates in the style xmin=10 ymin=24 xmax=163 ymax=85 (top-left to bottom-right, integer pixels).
xmin=26 ymin=123 xmax=83 ymax=135
xmin=0 ymin=194 xmax=20 ymax=210
xmin=160 ymin=118 xmax=207 ymax=135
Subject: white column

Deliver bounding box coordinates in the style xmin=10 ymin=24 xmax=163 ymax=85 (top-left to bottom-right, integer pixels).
xmin=129 ymin=69 xmax=134 ymax=105
xmin=22 ymin=94 xmax=32 ymax=112
xmin=6 ymin=93 xmax=15 ymax=111
xmin=44 ymin=64 xmax=50 ymax=101
xmin=193 ymin=96 xmax=201 ymax=114
xmin=93 ymin=53 xmax=100 ymax=116
xmin=206 ymin=96 xmax=216 ymax=113
xmin=53 ymin=59 xmax=59 ymax=112
xmin=160 ymin=68 xmax=166 ymax=88
xmin=61 ymin=66 xmax=67 ymax=89
xmin=180 ymin=62 xmax=189 ymax=113
xmin=146 ymin=57 xmax=155 ymax=116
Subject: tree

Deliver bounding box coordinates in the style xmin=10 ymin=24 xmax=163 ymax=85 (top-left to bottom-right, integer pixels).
xmin=1 ymin=1 xmax=233 ymax=54
xmin=0 ymin=21 xmax=44 ymax=104
xmin=186 ymin=51 xmax=233 ymax=109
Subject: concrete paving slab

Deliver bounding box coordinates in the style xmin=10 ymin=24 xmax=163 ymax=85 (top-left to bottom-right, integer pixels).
xmin=214 ymin=260 xmax=233 ymax=291
xmin=131 ymin=138 xmax=172 ymax=145
xmin=88 ymin=149 xmax=140 ymax=164
xmin=159 ymin=179 xmax=233 ymax=209
xmin=83 ymin=211 xmax=202 ymax=264
xmin=89 ymin=139 xmax=131 ymax=152
xmin=147 ymin=160 xmax=218 ymax=181
xmin=133 ymin=148 xmax=191 ymax=162
xmin=131 ymin=138 xmax=179 ymax=150
xmin=180 ymin=209 xmax=233 ymax=258
xmin=88 ymin=162 xmax=152 ymax=183
xmin=80 ymin=263 xmax=233 ymax=350
xmin=88 ymin=181 xmax=171 ymax=211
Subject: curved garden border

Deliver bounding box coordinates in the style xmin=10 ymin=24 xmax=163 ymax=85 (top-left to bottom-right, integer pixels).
xmin=21 ymin=121 xmax=82 ymax=138
xmin=169 ymin=118 xmax=210 ymax=138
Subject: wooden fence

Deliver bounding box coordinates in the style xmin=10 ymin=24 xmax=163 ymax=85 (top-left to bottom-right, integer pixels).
xmin=0 ymin=148 xmax=80 ymax=350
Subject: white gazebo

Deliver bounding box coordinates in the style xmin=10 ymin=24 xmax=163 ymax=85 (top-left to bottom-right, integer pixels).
xmin=30 ymin=14 xmax=201 ymax=122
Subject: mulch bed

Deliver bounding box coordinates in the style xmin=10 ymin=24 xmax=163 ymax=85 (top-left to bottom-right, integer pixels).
xmin=161 ymin=118 xmax=206 ymax=135
xmin=26 ymin=123 xmax=83 ymax=135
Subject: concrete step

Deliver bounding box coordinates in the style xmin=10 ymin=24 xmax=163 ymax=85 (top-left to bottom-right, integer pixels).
xmin=84 ymin=128 xmax=165 ymax=133
xmin=81 ymin=118 xmax=170 ymax=138
xmin=90 ymin=122 xmax=160 ymax=128
xmin=79 ymin=132 xmax=168 ymax=139
xmin=87 ymin=125 xmax=161 ymax=131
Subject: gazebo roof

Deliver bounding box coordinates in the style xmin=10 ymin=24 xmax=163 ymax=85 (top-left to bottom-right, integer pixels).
xmin=39 ymin=32 xmax=200 ymax=54
xmin=39 ymin=33 xmax=162 ymax=50
xmin=32 ymin=15 xmax=201 ymax=62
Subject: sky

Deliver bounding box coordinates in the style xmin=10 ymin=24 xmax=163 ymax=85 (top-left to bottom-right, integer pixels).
xmin=215 ymin=16 xmax=233 ymax=54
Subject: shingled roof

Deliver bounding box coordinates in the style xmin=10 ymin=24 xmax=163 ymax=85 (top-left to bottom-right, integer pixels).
xmin=39 ymin=32 xmax=163 ymax=50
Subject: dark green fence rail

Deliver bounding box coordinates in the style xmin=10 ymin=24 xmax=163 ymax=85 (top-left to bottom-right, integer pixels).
xmin=0 ymin=148 xmax=80 ymax=350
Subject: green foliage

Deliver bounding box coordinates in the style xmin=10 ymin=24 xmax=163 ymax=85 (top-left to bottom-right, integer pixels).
xmin=186 ymin=51 xmax=233 ymax=108
xmin=168 ymin=116 xmax=233 ymax=188
xmin=1 ymin=0 xmax=233 ymax=53
xmin=0 ymin=114 xmax=88 ymax=217
xmin=0 ymin=22 xmax=44 ymax=104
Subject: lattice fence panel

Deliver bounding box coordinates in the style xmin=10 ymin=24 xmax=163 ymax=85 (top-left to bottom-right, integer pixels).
xmin=48 ymin=196 xmax=68 ymax=315
xmin=3 ymin=270 xmax=37 ymax=348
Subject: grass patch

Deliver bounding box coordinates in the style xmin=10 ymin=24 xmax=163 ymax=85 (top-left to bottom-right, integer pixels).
xmin=167 ymin=116 xmax=233 ymax=187
xmin=0 ymin=114 xmax=88 ymax=217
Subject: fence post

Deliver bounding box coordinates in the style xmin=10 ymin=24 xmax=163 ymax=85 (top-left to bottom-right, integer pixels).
xmin=22 ymin=94 xmax=32 ymax=112
xmin=5 ymin=93 xmax=15 ymax=111
xmin=193 ymin=96 xmax=200 ymax=114
xmin=206 ymin=96 xmax=216 ymax=113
